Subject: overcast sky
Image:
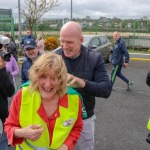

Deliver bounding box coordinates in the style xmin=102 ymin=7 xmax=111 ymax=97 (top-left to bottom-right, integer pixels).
xmin=1 ymin=0 xmax=150 ymax=19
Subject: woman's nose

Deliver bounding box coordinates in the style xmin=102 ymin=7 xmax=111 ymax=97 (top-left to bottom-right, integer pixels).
xmin=45 ymin=78 xmax=52 ymax=86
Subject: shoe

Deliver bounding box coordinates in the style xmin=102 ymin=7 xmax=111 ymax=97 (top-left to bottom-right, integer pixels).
xmin=127 ymin=81 xmax=134 ymax=91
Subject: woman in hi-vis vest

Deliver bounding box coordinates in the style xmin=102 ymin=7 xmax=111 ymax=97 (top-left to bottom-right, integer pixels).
xmin=4 ymin=52 xmax=83 ymax=150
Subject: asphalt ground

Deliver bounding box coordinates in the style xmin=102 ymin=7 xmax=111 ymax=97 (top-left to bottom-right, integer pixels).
xmin=8 ymin=54 xmax=150 ymax=150
xmin=94 ymin=60 xmax=150 ymax=150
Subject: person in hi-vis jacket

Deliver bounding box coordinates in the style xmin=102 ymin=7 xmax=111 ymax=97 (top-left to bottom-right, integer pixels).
xmin=4 ymin=52 xmax=83 ymax=150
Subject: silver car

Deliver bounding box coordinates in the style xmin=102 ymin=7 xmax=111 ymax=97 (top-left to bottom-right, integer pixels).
xmin=83 ymin=35 xmax=113 ymax=63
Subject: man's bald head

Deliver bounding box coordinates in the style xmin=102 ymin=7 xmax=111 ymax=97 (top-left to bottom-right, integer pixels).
xmin=113 ymin=31 xmax=120 ymax=42
xmin=59 ymin=21 xmax=84 ymax=58
xmin=60 ymin=21 xmax=83 ymax=38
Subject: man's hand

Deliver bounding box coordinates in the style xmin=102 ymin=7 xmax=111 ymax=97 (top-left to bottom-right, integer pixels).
xmin=67 ymin=73 xmax=86 ymax=88
xmin=0 ymin=57 xmax=6 ymax=69
xmin=124 ymin=63 xmax=129 ymax=68
xmin=14 ymin=124 xmax=45 ymax=141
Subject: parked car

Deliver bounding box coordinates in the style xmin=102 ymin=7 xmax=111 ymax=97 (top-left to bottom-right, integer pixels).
xmin=83 ymin=35 xmax=113 ymax=63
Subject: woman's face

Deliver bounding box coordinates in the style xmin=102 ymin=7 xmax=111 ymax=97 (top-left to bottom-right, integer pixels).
xmin=2 ymin=45 xmax=7 ymax=52
xmin=38 ymin=69 xmax=59 ymax=101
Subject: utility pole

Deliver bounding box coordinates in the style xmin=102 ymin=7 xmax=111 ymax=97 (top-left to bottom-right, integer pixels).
xmin=71 ymin=0 xmax=72 ymax=21
xmin=34 ymin=0 xmax=37 ymax=37
xmin=18 ymin=0 xmax=22 ymax=47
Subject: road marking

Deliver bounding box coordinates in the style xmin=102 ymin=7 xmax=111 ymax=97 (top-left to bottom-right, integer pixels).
xmin=130 ymin=53 xmax=150 ymax=56
xmin=130 ymin=58 xmax=150 ymax=61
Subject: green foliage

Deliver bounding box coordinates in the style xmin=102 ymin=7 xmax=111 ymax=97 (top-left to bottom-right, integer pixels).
xmin=128 ymin=49 xmax=150 ymax=54
xmin=147 ymin=49 xmax=150 ymax=54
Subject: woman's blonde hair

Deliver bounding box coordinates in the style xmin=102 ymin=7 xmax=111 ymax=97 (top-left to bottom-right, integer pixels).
xmin=37 ymin=33 xmax=43 ymax=41
xmin=29 ymin=52 xmax=68 ymax=97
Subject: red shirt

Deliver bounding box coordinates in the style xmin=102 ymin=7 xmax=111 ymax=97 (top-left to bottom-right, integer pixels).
xmin=4 ymin=89 xmax=83 ymax=149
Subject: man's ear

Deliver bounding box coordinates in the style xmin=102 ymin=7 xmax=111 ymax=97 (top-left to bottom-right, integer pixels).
xmin=80 ymin=35 xmax=84 ymax=43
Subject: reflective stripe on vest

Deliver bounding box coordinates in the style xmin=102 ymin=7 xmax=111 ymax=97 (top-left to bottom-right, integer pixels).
xmin=147 ymin=118 xmax=150 ymax=130
xmin=17 ymin=87 xmax=79 ymax=150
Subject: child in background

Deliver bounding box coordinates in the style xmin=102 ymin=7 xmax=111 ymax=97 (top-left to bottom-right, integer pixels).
xmin=36 ymin=33 xmax=45 ymax=54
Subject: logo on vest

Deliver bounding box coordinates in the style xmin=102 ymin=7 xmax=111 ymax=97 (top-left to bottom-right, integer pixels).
xmin=63 ymin=118 xmax=74 ymax=127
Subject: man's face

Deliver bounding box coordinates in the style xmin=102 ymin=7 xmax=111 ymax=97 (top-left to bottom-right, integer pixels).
xmin=24 ymin=47 xmax=38 ymax=60
xmin=113 ymin=33 xmax=120 ymax=42
xmin=27 ymin=31 xmax=31 ymax=36
xmin=60 ymin=32 xmax=83 ymax=58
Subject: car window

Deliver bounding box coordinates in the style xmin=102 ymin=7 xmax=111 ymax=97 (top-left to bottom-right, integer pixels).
xmin=90 ymin=38 xmax=100 ymax=47
xmin=83 ymin=37 xmax=90 ymax=45
xmin=100 ymin=37 xmax=107 ymax=45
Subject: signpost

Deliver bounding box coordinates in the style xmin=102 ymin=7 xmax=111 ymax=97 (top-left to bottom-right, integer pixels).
xmin=0 ymin=8 xmax=14 ymax=37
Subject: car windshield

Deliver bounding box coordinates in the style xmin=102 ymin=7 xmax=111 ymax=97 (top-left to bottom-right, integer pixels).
xmin=83 ymin=36 xmax=91 ymax=45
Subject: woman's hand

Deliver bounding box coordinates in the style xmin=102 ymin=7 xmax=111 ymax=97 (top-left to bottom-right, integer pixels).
xmin=57 ymin=144 xmax=68 ymax=150
xmin=14 ymin=124 xmax=45 ymax=141
xmin=0 ymin=57 xmax=6 ymax=69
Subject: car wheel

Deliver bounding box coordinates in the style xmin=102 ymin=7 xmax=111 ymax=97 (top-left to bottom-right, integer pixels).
xmin=107 ymin=52 xmax=112 ymax=63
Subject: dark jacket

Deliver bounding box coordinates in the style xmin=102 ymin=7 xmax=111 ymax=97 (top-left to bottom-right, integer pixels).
xmin=21 ymin=52 xmax=41 ymax=84
xmin=21 ymin=35 xmax=35 ymax=47
xmin=0 ymin=67 xmax=15 ymax=123
xmin=146 ymin=71 xmax=150 ymax=87
xmin=7 ymin=41 xmax=18 ymax=61
xmin=111 ymin=38 xmax=129 ymax=65
xmin=21 ymin=57 xmax=33 ymax=84
xmin=54 ymin=45 xmax=112 ymax=119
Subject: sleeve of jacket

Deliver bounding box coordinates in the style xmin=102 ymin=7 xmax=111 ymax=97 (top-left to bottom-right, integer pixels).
xmin=11 ymin=56 xmax=19 ymax=76
xmin=146 ymin=71 xmax=150 ymax=87
xmin=121 ymin=41 xmax=129 ymax=63
xmin=83 ymin=54 xmax=112 ymax=98
xmin=21 ymin=62 xmax=26 ymax=84
xmin=31 ymin=36 xmax=35 ymax=40
xmin=7 ymin=43 xmax=14 ymax=54
xmin=20 ymin=37 xmax=25 ymax=46
xmin=0 ymin=67 xmax=15 ymax=97
xmin=4 ymin=89 xmax=24 ymax=146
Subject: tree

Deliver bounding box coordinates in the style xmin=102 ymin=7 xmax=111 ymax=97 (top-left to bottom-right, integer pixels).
xmin=121 ymin=20 xmax=127 ymax=29
xmin=20 ymin=0 xmax=60 ymax=32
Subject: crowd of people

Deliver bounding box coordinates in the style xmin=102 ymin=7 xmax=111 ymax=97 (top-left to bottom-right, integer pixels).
xmin=1 ymin=21 xmax=148 ymax=150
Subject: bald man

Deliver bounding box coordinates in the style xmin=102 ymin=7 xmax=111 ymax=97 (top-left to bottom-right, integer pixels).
xmin=111 ymin=31 xmax=133 ymax=90
xmin=54 ymin=21 xmax=112 ymax=150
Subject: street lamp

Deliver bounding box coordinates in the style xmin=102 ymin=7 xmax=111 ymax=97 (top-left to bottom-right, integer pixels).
xmin=18 ymin=0 xmax=22 ymax=47
xmin=71 ymin=0 xmax=72 ymax=20
xmin=34 ymin=0 xmax=37 ymax=37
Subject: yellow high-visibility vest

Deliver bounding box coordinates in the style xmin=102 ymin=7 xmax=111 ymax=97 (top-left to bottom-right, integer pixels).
xmin=16 ymin=87 xmax=79 ymax=150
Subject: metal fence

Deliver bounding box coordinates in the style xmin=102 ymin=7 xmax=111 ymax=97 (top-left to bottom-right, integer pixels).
xmin=1 ymin=15 xmax=150 ymax=50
